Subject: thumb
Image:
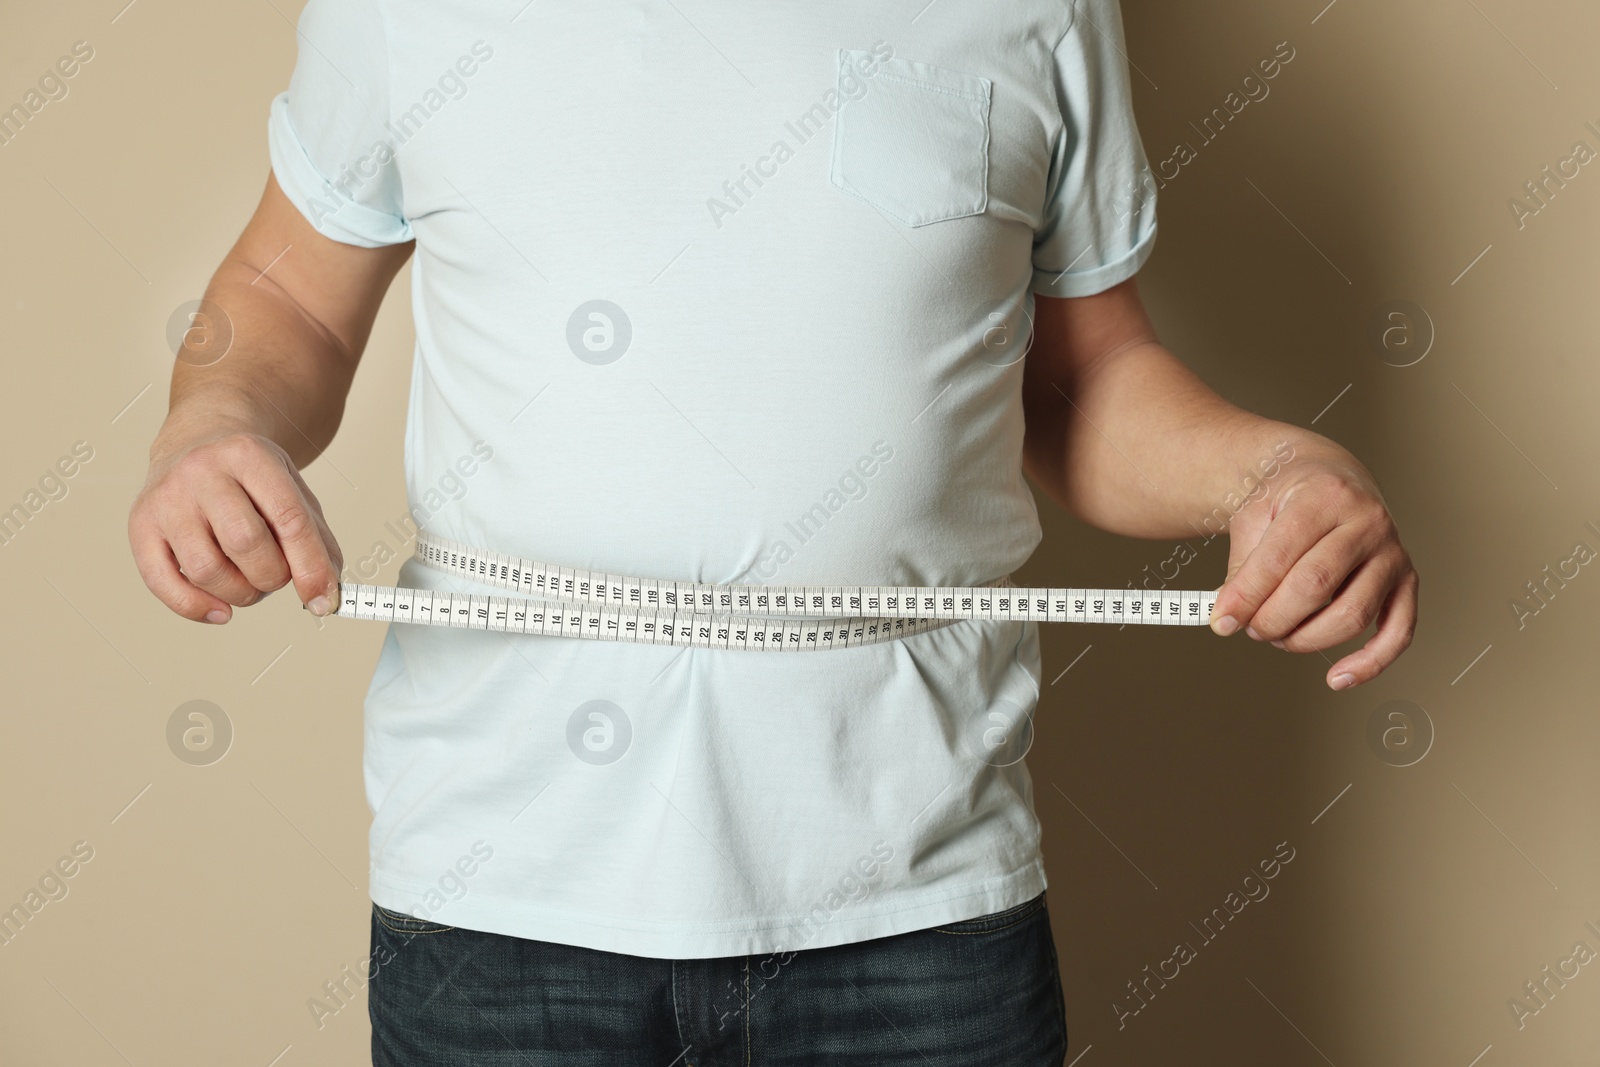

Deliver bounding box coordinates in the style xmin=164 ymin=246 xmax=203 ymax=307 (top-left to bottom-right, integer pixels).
xmin=1212 ymin=503 xmax=1272 ymax=631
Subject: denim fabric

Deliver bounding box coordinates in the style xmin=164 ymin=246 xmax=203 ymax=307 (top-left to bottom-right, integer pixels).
xmin=369 ymin=892 xmax=1067 ymax=1066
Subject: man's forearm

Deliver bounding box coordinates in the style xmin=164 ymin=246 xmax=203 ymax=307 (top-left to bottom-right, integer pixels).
xmin=153 ymin=258 xmax=358 ymax=470
xmin=1022 ymin=340 xmax=1362 ymax=540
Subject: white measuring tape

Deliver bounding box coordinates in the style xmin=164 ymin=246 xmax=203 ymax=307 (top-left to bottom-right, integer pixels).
xmin=332 ymin=532 xmax=1221 ymax=651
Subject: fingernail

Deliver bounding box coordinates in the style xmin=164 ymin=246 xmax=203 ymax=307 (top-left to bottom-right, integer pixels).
xmin=1246 ymin=625 xmax=1261 ymax=640
xmin=205 ymin=609 xmax=229 ymax=624
xmin=1211 ymin=614 xmax=1239 ymax=636
xmin=1270 ymin=639 xmax=1286 ymax=649
xmin=308 ymin=595 xmax=330 ymax=617
xmin=1330 ymin=672 xmax=1357 ymax=690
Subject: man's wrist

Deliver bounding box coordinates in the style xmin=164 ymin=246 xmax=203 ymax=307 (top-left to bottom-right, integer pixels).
xmin=147 ymin=405 xmax=274 ymax=469
xmin=1221 ymin=416 xmax=1338 ymax=481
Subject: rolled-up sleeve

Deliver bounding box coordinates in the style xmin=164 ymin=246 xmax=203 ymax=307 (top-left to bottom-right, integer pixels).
xmin=267 ymin=0 xmax=412 ymax=248
xmin=1030 ymin=0 xmax=1157 ymax=298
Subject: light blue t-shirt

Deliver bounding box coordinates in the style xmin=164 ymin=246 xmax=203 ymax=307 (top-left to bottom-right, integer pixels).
xmin=269 ymin=0 xmax=1157 ymax=959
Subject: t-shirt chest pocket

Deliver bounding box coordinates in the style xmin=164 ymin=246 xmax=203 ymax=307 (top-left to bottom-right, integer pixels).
xmin=829 ymin=51 xmax=992 ymax=227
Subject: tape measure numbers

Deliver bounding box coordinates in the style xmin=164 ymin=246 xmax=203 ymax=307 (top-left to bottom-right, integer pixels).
xmin=332 ymin=532 xmax=1221 ymax=651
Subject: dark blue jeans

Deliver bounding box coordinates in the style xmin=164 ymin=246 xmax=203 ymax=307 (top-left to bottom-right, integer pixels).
xmin=369 ymin=891 xmax=1067 ymax=1066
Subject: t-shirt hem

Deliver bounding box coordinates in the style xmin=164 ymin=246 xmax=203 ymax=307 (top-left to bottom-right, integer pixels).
xmin=369 ymin=859 xmax=1049 ymax=960
xmin=1030 ymin=222 xmax=1157 ymax=299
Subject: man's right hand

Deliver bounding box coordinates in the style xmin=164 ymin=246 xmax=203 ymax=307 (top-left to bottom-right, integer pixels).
xmin=129 ymin=172 xmax=412 ymax=624
xmin=129 ymin=429 xmax=344 ymax=624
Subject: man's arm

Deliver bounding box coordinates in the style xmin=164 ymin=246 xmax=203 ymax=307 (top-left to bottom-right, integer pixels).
xmin=1021 ymin=277 xmax=1418 ymax=690
xmin=129 ymin=173 xmax=413 ymax=624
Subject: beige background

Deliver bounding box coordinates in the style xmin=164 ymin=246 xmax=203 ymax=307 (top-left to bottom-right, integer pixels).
xmin=2 ymin=0 xmax=1597 ymax=1063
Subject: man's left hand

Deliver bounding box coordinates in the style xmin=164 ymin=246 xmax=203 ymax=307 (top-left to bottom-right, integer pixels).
xmin=1209 ymin=449 xmax=1419 ymax=690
